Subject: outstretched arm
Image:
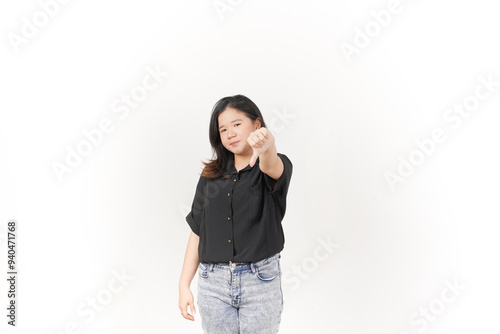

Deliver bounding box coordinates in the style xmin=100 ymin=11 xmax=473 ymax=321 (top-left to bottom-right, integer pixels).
xmin=247 ymin=127 xmax=284 ymax=181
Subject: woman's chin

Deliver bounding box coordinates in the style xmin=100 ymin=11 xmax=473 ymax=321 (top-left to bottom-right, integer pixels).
xmin=225 ymin=144 xmax=248 ymax=154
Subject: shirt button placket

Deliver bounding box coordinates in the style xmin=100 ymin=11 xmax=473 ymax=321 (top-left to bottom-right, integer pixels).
xmin=228 ymin=175 xmax=236 ymax=254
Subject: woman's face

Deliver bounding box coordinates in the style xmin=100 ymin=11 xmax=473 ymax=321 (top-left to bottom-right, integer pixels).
xmin=218 ymin=107 xmax=260 ymax=155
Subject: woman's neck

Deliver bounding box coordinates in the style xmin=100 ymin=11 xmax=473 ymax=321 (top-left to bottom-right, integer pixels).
xmin=233 ymin=155 xmax=252 ymax=171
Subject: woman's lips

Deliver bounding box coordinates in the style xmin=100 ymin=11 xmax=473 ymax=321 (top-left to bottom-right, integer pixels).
xmin=230 ymin=141 xmax=240 ymax=146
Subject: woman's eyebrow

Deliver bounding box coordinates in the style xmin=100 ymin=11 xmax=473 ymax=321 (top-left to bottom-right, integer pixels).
xmin=219 ymin=118 xmax=243 ymax=129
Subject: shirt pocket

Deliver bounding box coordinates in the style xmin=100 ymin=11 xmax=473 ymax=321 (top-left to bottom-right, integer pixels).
xmin=248 ymin=183 xmax=265 ymax=223
xmin=250 ymin=183 xmax=263 ymax=196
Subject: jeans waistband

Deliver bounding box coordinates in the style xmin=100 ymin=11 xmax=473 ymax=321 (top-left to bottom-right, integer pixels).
xmin=202 ymin=253 xmax=280 ymax=273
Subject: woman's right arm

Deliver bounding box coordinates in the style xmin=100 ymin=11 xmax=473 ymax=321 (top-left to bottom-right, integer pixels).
xmin=178 ymin=231 xmax=200 ymax=321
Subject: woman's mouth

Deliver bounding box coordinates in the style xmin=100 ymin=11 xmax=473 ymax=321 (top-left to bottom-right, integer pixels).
xmin=230 ymin=141 xmax=240 ymax=146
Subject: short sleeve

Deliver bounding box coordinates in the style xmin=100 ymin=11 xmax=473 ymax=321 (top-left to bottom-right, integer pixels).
xmin=264 ymin=153 xmax=293 ymax=216
xmin=185 ymin=175 xmax=208 ymax=236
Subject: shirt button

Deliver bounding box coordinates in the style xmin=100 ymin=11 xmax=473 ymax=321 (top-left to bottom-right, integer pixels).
xmin=227 ymin=193 xmax=230 ymax=196
xmin=228 ymin=239 xmax=231 ymax=243
xmin=233 ymin=179 xmax=236 ymax=182
xmin=227 ymin=217 xmax=231 ymax=221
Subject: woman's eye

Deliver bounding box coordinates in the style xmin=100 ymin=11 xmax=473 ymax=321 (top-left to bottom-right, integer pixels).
xmin=220 ymin=124 xmax=240 ymax=133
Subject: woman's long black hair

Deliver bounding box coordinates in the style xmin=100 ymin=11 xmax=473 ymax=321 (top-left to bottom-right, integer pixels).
xmin=201 ymin=94 xmax=267 ymax=180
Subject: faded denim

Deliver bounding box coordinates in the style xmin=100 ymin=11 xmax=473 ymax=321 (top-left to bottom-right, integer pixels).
xmin=197 ymin=253 xmax=283 ymax=333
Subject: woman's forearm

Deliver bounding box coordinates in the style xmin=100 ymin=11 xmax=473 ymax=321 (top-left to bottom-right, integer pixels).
xmin=179 ymin=231 xmax=200 ymax=289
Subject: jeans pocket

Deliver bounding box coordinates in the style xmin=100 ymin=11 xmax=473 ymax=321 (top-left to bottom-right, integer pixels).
xmin=255 ymin=259 xmax=281 ymax=281
xmin=198 ymin=263 xmax=208 ymax=279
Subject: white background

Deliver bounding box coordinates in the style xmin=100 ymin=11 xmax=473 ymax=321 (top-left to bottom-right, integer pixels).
xmin=1 ymin=0 xmax=499 ymax=333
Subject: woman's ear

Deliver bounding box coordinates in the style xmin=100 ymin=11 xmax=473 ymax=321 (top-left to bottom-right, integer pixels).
xmin=255 ymin=118 xmax=262 ymax=129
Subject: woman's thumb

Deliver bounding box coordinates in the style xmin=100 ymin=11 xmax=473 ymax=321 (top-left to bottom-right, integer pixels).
xmin=249 ymin=149 xmax=259 ymax=167
xmin=190 ymin=302 xmax=196 ymax=315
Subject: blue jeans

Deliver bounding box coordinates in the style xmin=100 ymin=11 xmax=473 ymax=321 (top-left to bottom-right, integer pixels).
xmin=197 ymin=253 xmax=283 ymax=333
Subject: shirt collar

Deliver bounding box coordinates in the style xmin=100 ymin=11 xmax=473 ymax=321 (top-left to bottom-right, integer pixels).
xmin=226 ymin=154 xmax=259 ymax=174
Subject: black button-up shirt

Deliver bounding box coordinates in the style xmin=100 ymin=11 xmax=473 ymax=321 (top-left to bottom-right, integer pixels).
xmin=185 ymin=153 xmax=293 ymax=263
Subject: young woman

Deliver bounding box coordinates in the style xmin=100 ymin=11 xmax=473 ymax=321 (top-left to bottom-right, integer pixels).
xmin=178 ymin=94 xmax=293 ymax=333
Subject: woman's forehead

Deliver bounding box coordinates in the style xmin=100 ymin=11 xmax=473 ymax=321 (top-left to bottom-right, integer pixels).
xmin=218 ymin=108 xmax=249 ymax=125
